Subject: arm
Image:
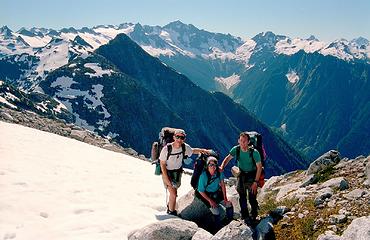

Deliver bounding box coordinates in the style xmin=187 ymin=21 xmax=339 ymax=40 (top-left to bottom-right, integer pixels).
xmin=220 ymin=154 xmax=233 ymax=171
xmin=251 ymin=162 xmax=262 ymax=194
xmin=220 ymin=180 xmax=228 ymax=202
xmin=199 ymin=191 xmax=218 ymax=208
xmin=192 ymin=148 xmax=211 ymax=155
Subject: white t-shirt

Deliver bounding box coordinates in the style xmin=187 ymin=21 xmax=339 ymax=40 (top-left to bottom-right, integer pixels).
xmin=159 ymin=143 xmax=193 ymax=170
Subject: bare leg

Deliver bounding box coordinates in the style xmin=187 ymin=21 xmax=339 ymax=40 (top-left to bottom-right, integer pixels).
xmin=168 ymin=187 xmax=177 ymax=211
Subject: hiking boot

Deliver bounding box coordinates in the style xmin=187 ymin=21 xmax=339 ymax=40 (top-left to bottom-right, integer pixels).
xmin=243 ymin=217 xmax=253 ymax=226
xmin=166 ymin=209 xmax=178 ymax=216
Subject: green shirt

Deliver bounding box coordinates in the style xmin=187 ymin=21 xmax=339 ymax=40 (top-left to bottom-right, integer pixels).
xmin=229 ymin=145 xmax=261 ymax=172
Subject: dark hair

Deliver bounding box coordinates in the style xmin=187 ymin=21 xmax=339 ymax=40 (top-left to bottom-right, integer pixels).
xmin=239 ymin=132 xmax=250 ymax=140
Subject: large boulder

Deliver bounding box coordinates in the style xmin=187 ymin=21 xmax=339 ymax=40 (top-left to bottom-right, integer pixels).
xmin=192 ymin=228 xmax=213 ymax=240
xmin=342 ymin=216 xmax=370 ymax=239
xmin=127 ymin=218 xmax=199 ymax=240
xmin=321 ymin=177 xmax=349 ymax=191
xmin=317 ymin=216 xmax=370 ymax=240
xmin=177 ymin=189 xmax=218 ymax=231
xmin=178 ymin=188 xmax=239 ymax=233
xmin=211 ymin=220 xmax=253 ymax=240
xmin=307 ymin=150 xmax=341 ymax=175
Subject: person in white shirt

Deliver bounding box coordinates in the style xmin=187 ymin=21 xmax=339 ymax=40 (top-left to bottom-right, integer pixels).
xmin=160 ymin=129 xmax=211 ymax=216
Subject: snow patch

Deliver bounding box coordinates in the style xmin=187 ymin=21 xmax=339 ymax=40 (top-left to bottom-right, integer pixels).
xmin=141 ymin=45 xmax=175 ymax=57
xmin=235 ymin=39 xmax=257 ymax=65
xmin=215 ymin=73 xmax=241 ymax=90
xmin=0 ymin=121 xmax=193 ymax=239
xmin=275 ymin=37 xmax=326 ymax=55
xmin=0 ymin=96 xmax=17 ymax=109
xmin=84 ymin=63 xmax=114 ymax=78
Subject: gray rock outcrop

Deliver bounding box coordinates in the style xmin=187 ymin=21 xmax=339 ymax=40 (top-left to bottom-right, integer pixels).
xmin=307 ymin=150 xmax=341 ymax=175
xmin=127 ymin=218 xmax=198 ymax=240
xmin=211 ymin=220 xmax=253 ymax=240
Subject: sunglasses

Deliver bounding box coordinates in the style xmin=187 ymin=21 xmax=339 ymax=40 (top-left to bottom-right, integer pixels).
xmin=175 ymin=135 xmax=185 ymax=140
xmin=208 ymin=163 xmax=217 ymax=167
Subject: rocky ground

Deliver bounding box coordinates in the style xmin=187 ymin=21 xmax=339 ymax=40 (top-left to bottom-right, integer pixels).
xmin=257 ymin=150 xmax=370 ymax=239
xmin=129 ymin=151 xmax=369 ymax=240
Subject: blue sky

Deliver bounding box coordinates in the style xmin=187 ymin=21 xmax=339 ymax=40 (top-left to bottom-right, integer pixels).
xmin=1 ymin=0 xmax=369 ymax=41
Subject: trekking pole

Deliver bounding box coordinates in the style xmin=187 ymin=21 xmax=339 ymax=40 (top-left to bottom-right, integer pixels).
xmin=165 ymin=188 xmax=168 ymax=210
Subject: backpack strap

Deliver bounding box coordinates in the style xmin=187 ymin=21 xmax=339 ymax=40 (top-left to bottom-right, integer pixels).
xmin=250 ymin=147 xmax=256 ymax=166
xmin=181 ymin=143 xmax=188 ymax=160
xmin=166 ymin=143 xmax=188 ymax=163
xmin=166 ymin=144 xmax=173 ymax=161
xmin=236 ymin=145 xmax=240 ymax=162
xmin=237 ymin=145 xmax=257 ymax=167
xmin=205 ymin=170 xmax=220 ymax=189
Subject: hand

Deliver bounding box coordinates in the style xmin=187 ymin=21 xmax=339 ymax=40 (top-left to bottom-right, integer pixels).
xmin=167 ymin=182 xmax=174 ymax=190
xmin=224 ymin=199 xmax=232 ymax=207
xmin=251 ymin=182 xmax=258 ymax=195
xmin=219 ymin=166 xmax=224 ymax=172
xmin=204 ymin=149 xmax=211 ymax=155
xmin=209 ymin=199 xmax=218 ymax=208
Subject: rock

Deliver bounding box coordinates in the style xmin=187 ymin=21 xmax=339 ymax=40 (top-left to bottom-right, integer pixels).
xmin=127 ymin=218 xmax=198 ymax=240
xmin=211 ymin=220 xmax=253 ymax=240
xmin=314 ymin=187 xmax=333 ymax=206
xmin=178 ymin=190 xmax=223 ymax=232
xmin=317 ymin=231 xmax=342 ymax=240
xmin=321 ymin=177 xmax=349 ymax=191
xmin=338 ymin=209 xmax=350 ymax=216
xmin=364 ymin=161 xmax=370 ymax=186
xmin=0 ymin=111 xmax=14 ymax=121
xmin=314 ymin=198 xmax=325 ymax=207
xmin=300 ymin=174 xmax=318 ymax=187
xmin=327 ymin=200 xmax=336 ymax=208
xmin=70 ymin=130 xmax=88 ymax=141
xmin=329 ymin=214 xmax=347 ymax=224
xmin=327 ymin=225 xmax=338 ymax=232
xmin=125 ymin=148 xmax=138 ymax=156
xmin=344 ymin=189 xmax=368 ymax=200
xmin=274 ymin=182 xmax=302 ymax=201
xmin=342 ymin=216 xmax=370 ymax=240
xmin=307 ymin=150 xmax=341 ymax=175
xmin=192 ymin=228 xmax=213 ymax=240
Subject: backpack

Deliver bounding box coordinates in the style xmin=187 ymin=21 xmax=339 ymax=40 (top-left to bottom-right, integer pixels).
xmin=190 ymin=151 xmax=220 ymax=189
xmin=152 ymin=127 xmax=188 ymax=175
xmin=235 ymin=131 xmax=266 ymax=187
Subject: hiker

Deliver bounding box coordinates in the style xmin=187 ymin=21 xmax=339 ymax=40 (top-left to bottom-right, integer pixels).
xmin=196 ymin=156 xmax=234 ymax=230
xmin=220 ymin=131 xmax=262 ymax=225
xmin=159 ymin=129 xmax=211 ymax=216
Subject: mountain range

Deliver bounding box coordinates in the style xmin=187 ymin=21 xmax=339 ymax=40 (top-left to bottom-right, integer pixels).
xmin=0 ymin=31 xmax=306 ymax=177
xmin=0 ymin=21 xmax=368 ymax=165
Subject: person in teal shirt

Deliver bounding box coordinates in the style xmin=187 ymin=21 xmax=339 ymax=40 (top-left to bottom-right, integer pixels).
xmin=220 ymin=132 xmax=262 ymax=226
xmin=196 ymin=156 xmax=234 ymax=231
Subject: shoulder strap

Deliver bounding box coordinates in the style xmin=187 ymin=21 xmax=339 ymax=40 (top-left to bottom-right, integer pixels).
xmin=250 ymin=147 xmax=256 ymax=166
xmin=181 ymin=143 xmax=187 ymax=159
xmin=205 ymin=169 xmax=221 ymax=189
xmin=236 ymin=145 xmax=240 ymax=162
xmin=166 ymin=144 xmax=172 ymax=161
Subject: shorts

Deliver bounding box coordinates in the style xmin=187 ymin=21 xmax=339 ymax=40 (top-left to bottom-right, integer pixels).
xmin=162 ymin=168 xmax=183 ymax=189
